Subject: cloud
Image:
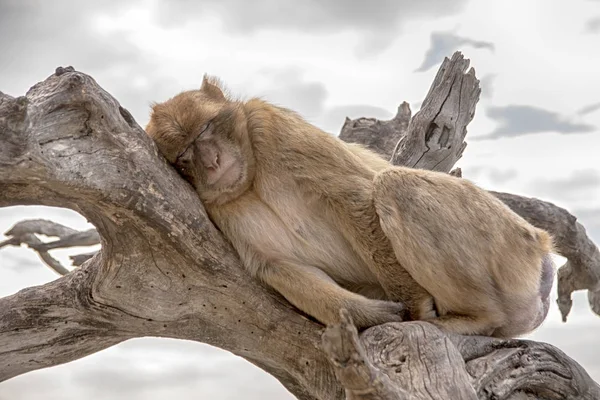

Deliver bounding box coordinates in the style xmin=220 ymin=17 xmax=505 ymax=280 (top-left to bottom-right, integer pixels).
xmin=415 ymin=31 xmax=495 ymax=72
xmin=0 ymin=0 xmax=174 ymax=125
xmin=528 ymin=169 xmax=600 ymax=202
xmin=105 ymin=75 xmax=183 ymax=127
xmin=117 ymin=337 xmax=229 ymax=358
xmin=477 ymin=105 xmax=596 ymax=140
xmin=586 ymin=17 xmax=600 ymax=33
xmin=1 ymin=254 xmax=42 ymax=273
xmin=0 ymin=338 xmax=295 ymax=400
xmin=243 ymin=67 xmax=398 ymax=135
xmin=479 ymin=74 xmax=496 ymax=100
xmin=462 ymin=166 xmax=518 ymax=185
xmin=72 ymin=362 xmax=214 ymax=396
xmin=251 ymin=67 xmax=328 ymax=121
xmin=153 ymin=0 xmax=468 ymax=56
xmin=0 ymin=1 xmax=139 ymax=82
xmin=155 ymin=0 xmax=466 ymax=33
xmin=578 ymin=102 xmax=600 ymax=116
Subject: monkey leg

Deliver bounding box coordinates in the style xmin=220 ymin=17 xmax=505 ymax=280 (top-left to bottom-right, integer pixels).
xmin=289 ymin=168 xmax=435 ymax=321
xmin=425 ymin=314 xmax=501 ymax=337
xmin=362 ymin=260 xmax=437 ymax=321
xmin=260 ymin=261 xmax=408 ymax=329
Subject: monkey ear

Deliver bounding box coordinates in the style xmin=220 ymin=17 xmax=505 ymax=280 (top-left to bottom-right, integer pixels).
xmin=200 ymin=74 xmax=227 ymax=101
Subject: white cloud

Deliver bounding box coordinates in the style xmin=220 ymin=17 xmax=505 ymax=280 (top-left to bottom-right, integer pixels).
xmin=2 ymin=0 xmax=600 ymax=397
xmin=415 ymin=30 xmax=495 ymax=73
xmin=478 ymin=105 xmax=596 ymax=140
xmin=152 ymin=0 xmax=468 ymax=57
xmin=586 ymin=16 xmax=600 ymax=33
xmin=0 ymin=337 xmax=293 ymax=400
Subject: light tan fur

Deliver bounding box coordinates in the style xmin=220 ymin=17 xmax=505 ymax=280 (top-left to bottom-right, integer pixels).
xmin=145 ymin=75 xmax=555 ymax=336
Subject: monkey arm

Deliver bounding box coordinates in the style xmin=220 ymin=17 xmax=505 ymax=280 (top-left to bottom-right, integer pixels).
xmin=259 ymin=261 xmax=407 ymax=329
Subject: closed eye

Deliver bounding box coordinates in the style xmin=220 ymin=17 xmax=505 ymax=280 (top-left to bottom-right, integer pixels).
xmin=175 ymin=122 xmax=212 ymax=162
xmin=198 ymin=121 xmax=211 ymax=136
xmin=175 ymin=145 xmax=192 ymax=165
xmin=179 ymin=144 xmax=193 ymax=159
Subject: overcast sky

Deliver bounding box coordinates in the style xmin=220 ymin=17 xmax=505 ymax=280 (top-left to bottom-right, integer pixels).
xmin=1 ymin=0 xmax=600 ymax=399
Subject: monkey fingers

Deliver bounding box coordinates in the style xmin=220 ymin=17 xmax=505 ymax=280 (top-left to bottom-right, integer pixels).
xmin=260 ymin=261 xmax=407 ymax=329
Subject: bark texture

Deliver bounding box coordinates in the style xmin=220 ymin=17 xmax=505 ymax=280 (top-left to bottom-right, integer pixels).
xmin=1 ymin=53 xmax=599 ymax=399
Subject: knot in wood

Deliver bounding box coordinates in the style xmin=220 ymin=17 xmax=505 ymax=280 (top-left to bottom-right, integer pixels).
xmin=55 ymin=66 xmax=75 ymax=76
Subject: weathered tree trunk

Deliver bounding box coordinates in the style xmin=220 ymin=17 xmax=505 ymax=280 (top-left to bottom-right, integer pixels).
xmin=1 ymin=53 xmax=599 ymax=399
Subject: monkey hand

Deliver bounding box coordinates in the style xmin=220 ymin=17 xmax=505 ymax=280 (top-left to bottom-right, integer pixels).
xmin=408 ymin=295 xmax=438 ymax=321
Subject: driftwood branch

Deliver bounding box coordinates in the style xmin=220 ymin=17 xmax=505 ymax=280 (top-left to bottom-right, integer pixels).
xmin=1 ymin=219 xmax=100 ymax=274
xmin=1 ymin=53 xmax=599 ymax=399
xmin=322 ymin=311 xmax=600 ymax=400
xmin=390 ymin=52 xmax=476 ymax=170
xmin=323 ymin=310 xmax=477 ymax=400
xmin=339 ymin=102 xmax=412 ymax=161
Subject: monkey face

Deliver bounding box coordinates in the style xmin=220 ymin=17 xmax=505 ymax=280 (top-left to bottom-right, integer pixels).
xmin=171 ymin=115 xmax=254 ymax=204
xmin=146 ymin=75 xmax=255 ymax=205
xmin=174 ymin=121 xmax=235 ymax=186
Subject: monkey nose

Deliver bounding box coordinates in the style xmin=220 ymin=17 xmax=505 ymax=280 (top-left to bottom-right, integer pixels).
xmin=200 ymin=147 xmax=220 ymax=169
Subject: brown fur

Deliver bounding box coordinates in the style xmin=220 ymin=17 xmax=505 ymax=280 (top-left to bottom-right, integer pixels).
xmin=145 ymin=75 xmax=555 ymax=336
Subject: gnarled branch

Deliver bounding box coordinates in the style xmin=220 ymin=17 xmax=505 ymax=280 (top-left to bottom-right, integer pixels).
xmin=0 ymin=68 xmax=338 ymax=399
xmin=1 ymin=219 xmax=100 ymax=274
xmin=1 ymin=53 xmax=599 ymax=399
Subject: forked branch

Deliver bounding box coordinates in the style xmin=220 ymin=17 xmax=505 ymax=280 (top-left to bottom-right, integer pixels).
xmin=1 ymin=53 xmax=599 ymax=399
xmin=1 ymin=219 xmax=100 ymax=274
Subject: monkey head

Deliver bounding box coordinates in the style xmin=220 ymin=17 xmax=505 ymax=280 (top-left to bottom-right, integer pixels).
xmin=145 ymin=75 xmax=256 ymax=205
